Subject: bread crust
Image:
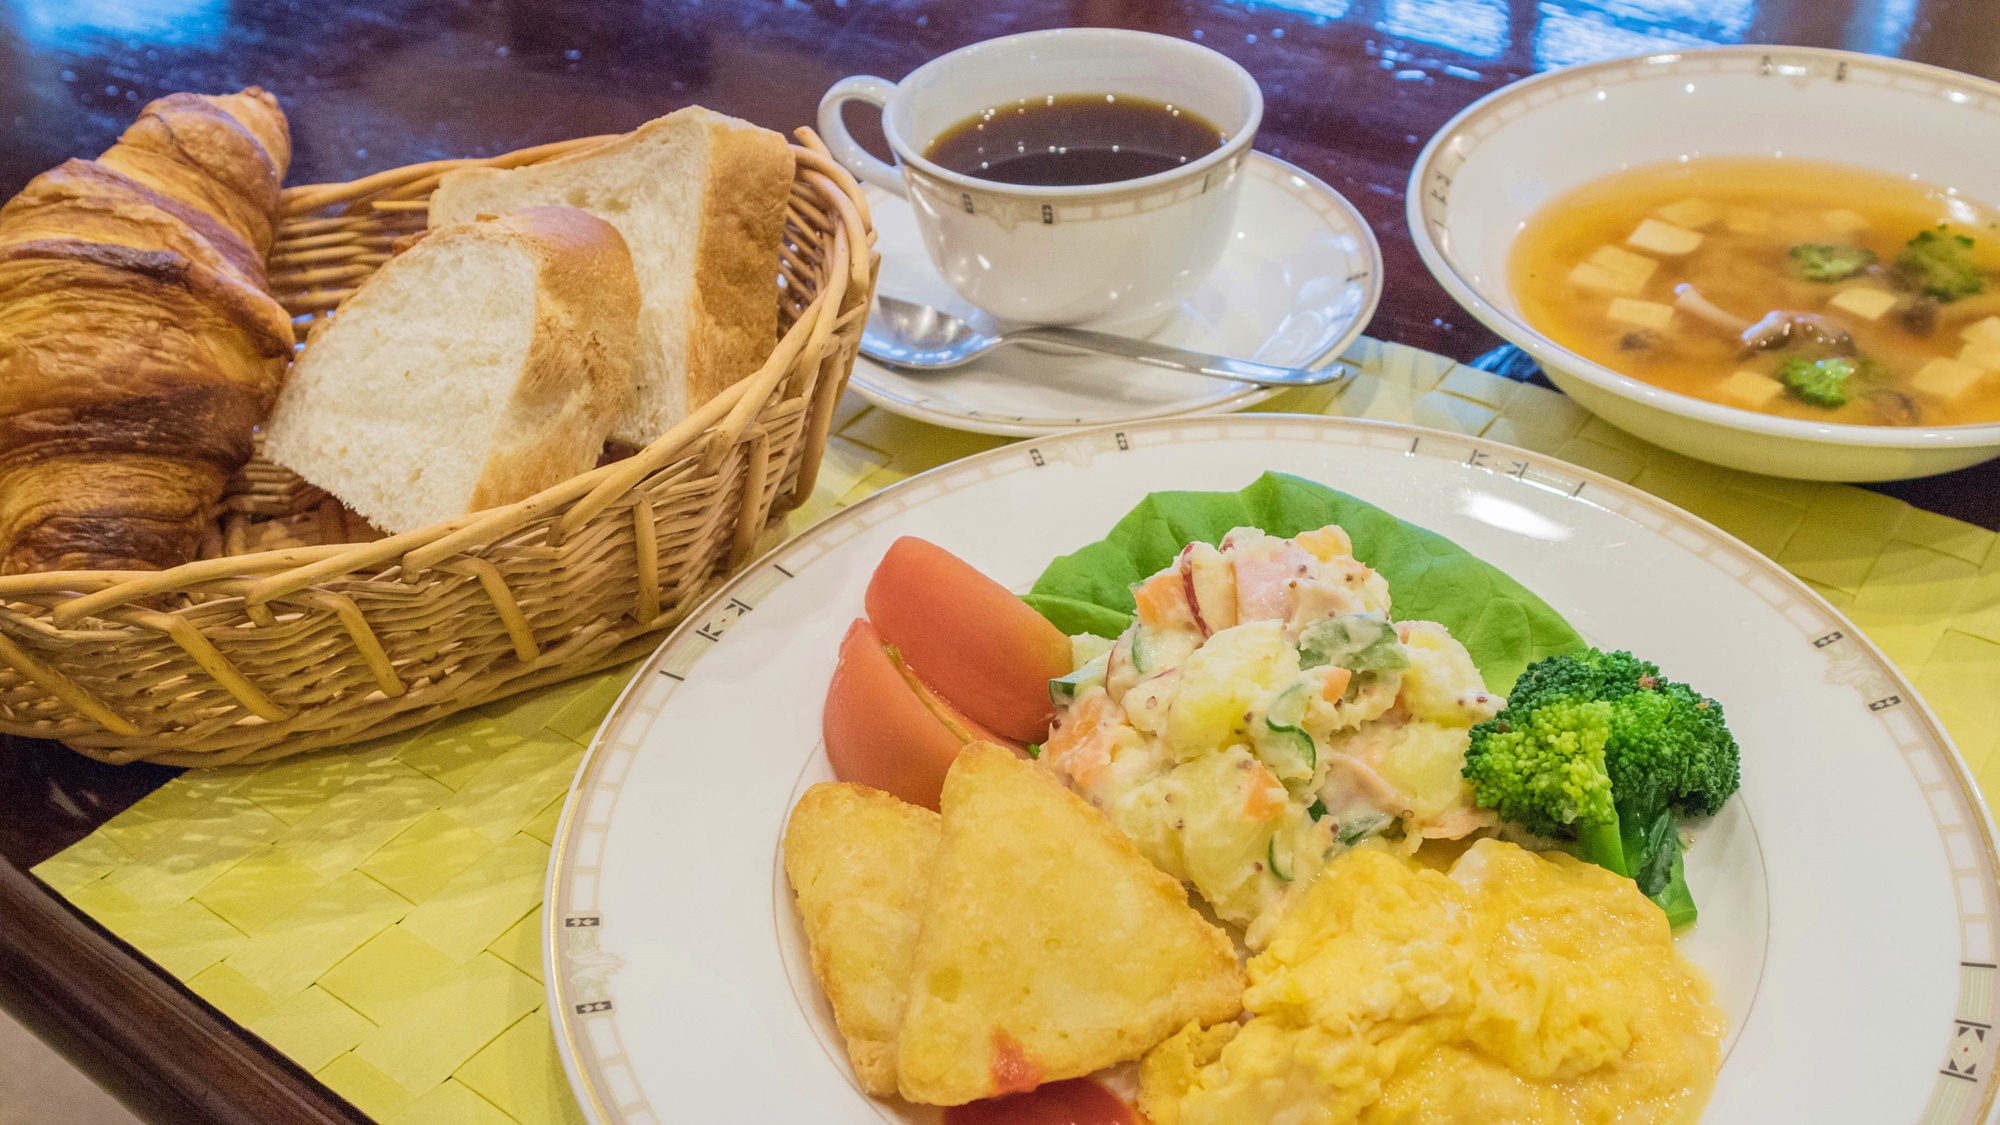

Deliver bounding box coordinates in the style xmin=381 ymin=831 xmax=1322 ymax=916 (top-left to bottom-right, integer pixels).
xmin=682 ymin=111 xmax=794 ymax=410
xmin=464 ymin=207 xmax=640 ymax=514
xmin=429 ymin=107 xmax=792 ymax=444
xmin=0 ymin=87 xmax=290 ymax=573
xmin=261 ymin=206 xmax=639 ymax=534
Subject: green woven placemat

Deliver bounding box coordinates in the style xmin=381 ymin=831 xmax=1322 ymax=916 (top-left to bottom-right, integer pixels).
xmin=32 ymin=338 xmax=2000 ymax=1125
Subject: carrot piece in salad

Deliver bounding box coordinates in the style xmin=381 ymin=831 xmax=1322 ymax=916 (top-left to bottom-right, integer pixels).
xmin=1319 ymin=666 xmax=1353 ymax=702
xmin=1240 ymin=760 xmax=1288 ymax=821
xmin=1294 ymin=525 xmax=1354 ymax=562
xmin=1131 ymin=570 xmax=1193 ymax=632
xmin=1042 ymin=691 xmax=1108 ymax=774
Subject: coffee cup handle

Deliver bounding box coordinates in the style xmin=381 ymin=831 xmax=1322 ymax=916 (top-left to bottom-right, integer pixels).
xmin=817 ymin=75 xmax=907 ymax=197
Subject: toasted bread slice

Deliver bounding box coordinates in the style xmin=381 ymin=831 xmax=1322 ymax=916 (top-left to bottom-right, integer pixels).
xmin=263 ymin=206 xmax=638 ymax=534
xmin=782 ymin=783 xmax=940 ymax=1096
xmin=429 ymin=107 xmax=793 ymax=444
xmin=896 ymin=744 xmax=1245 ymax=1106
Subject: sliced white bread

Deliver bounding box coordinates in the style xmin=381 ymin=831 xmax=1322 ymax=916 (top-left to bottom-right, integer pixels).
xmin=428 ymin=107 xmax=794 ymax=445
xmin=263 ymin=206 xmax=639 ymax=535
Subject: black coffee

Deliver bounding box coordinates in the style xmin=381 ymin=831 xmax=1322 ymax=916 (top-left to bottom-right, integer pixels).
xmin=924 ymin=94 xmax=1227 ymax=187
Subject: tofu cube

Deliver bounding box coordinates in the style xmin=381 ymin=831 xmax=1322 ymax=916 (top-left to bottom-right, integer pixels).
xmin=1717 ymin=369 xmax=1785 ymax=409
xmin=1822 ymin=209 xmax=1871 ymax=234
xmin=1725 ymin=207 xmax=1773 ymax=236
xmin=1827 ymin=287 xmax=1899 ymax=321
xmin=1589 ymin=244 xmax=1660 ymax=284
xmin=1912 ymin=356 xmax=1987 ymax=400
xmin=1568 ymin=261 xmax=1644 ymax=296
xmin=1962 ymin=315 xmax=2000 ymax=348
xmin=1569 ymin=244 xmax=1659 ymax=295
xmin=1607 ymin=298 xmax=1675 ymax=331
xmin=1627 ymin=218 xmax=1704 ymax=256
xmin=1655 ymin=198 xmax=1721 ymax=230
xmin=1959 ymin=341 xmax=2000 ymax=371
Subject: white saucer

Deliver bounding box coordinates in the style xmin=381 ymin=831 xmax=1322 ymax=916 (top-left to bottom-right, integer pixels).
xmin=849 ymin=152 xmax=1384 ymax=437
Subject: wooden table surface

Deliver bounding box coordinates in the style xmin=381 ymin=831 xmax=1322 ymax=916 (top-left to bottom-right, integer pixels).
xmin=1 ymin=1 xmax=1996 ymax=1122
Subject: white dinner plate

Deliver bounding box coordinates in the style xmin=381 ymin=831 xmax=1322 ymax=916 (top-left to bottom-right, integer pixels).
xmin=545 ymin=415 xmax=2000 ymax=1125
xmin=846 ymin=153 xmax=1382 ymax=436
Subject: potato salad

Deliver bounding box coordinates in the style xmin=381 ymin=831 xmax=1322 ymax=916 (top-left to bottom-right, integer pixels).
xmin=1040 ymin=525 xmax=1503 ymax=946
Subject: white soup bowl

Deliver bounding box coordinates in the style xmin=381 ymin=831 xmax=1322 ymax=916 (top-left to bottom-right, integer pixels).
xmin=1408 ymin=46 xmax=2000 ymax=482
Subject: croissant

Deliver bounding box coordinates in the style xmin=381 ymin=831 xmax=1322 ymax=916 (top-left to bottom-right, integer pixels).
xmin=0 ymin=88 xmax=293 ymax=573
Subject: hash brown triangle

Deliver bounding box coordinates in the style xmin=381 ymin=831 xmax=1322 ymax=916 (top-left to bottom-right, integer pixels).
xmin=783 ymin=782 xmax=941 ymax=1095
xmin=896 ymin=743 xmax=1245 ymax=1105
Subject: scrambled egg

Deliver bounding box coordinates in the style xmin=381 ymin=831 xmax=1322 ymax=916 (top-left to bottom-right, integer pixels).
xmin=1140 ymin=840 xmax=1724 ymax=1125
xmin=1042 ymin=526 xmax=1503 ymax=946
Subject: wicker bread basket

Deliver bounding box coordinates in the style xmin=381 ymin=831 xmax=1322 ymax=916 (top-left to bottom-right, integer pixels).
xmin=0 ymin=128 xmax=877 ymax=766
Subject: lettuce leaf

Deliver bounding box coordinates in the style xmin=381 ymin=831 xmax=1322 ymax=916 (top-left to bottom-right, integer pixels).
xmin=1024 ymin=472 xmax=1583 ymax=693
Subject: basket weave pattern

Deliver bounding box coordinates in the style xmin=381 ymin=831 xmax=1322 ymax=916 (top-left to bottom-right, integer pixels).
xmin=0 ymin=130 xmax=877 ymax=766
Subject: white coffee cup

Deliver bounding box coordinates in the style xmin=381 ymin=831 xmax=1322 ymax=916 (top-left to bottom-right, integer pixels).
xmin=818 ymin=28 xmax=1263 ymax=329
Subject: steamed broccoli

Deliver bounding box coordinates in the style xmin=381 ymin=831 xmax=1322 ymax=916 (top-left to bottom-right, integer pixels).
xmin=1460 ymin=697 xmax=1628 ymax=874
xmin=1897 ymin=226 xmax=1985 ymax=301
xmin=1788 ymin=243 xmax=1876 ymax=282
xmin=1779 ymin=355 xmax=1855 ymax=408
xmin=1462 ymin=649 xmax=1742 ymax=927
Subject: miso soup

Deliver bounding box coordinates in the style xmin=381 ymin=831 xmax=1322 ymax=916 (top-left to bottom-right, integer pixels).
xmin=1509 ymin=157 xmax=2000 ymax=427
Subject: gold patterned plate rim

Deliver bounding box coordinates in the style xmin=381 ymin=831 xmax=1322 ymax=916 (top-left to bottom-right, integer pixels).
xmin=544 ymin=413 xmax=2000 ymax=1125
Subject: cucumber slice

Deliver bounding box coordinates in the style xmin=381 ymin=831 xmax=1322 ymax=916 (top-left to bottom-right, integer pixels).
xmin=1130 ymin=623 xmax=1196 ymax=677
xmin=1298 ymin=614 xmax=1409 ymax=673
xmin=1266 ymin=682 xmax=1310 ymax=729
xmin=1257 ymin=683 xmax=1316 ymax=780
xmin=1336 ymin=813 xmax=1390 ymax=847
xmin=1069 ymin=633 xmax=1114 ymax=668
xmin=1257 ymin=724 xmax=1315 ymax=779
xmin=1268 ymin=835 xmax=1293 ymax=882
xmin=1130 ymin=624 xmax=1155 ymax=674
xmin=1264 ymin=728 xmax=1312 ymax=768
xmin=1048 ymin=650 xmax=1109 ymax=708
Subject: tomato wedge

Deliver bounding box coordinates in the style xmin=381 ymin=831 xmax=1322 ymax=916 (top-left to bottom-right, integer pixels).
xmin=865 ymin=537 xmax=1072 ymax=743
xmin=822 ymin=618 xmax=1003 ymax=810
xmin=942 ymin=1078 xmax=1137 ymax=1125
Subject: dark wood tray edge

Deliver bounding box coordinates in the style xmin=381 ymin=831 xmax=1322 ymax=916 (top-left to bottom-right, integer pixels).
xmin=0 ymin=861 xmax=371 ymax=1125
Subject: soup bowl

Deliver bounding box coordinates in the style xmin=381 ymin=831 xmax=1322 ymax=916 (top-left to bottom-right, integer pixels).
xmin=1407 ymin=46 xmax=2000 ymax=482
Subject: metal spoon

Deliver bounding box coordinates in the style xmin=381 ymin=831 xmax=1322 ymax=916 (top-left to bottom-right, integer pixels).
xmin=861 ymin=294 xmax=1355 ymax=389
